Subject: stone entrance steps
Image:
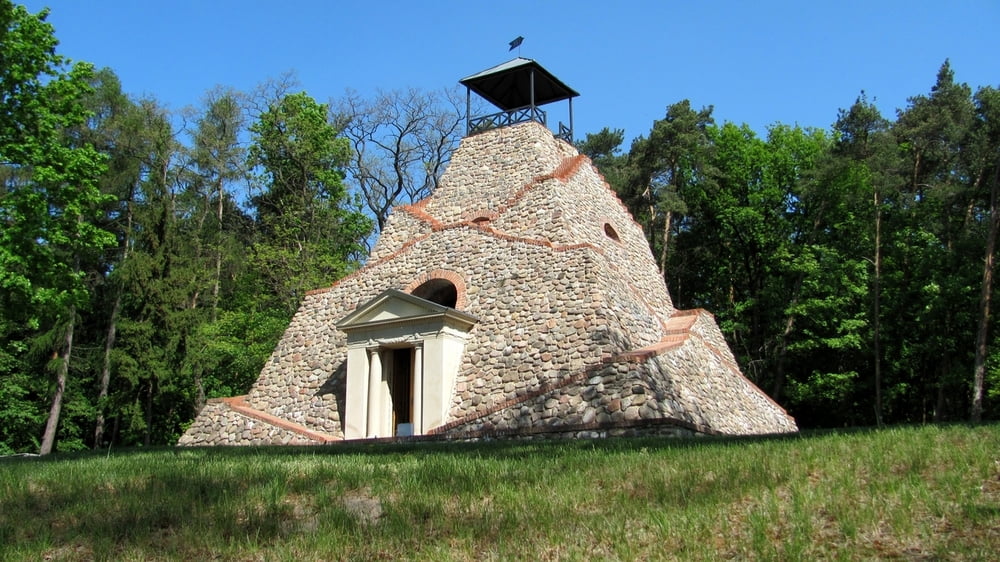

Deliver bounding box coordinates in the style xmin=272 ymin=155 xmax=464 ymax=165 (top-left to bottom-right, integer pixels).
xmin=612 ymin=310 xmax=700 ymax=363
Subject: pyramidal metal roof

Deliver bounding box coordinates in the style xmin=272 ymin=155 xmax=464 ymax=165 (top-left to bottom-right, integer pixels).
xmin=460 ymin=57 xmax=579 ymax=111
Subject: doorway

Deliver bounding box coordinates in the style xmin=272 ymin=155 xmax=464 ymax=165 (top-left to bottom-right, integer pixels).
xmin=389 ymin=347 xmax=413 ymax=436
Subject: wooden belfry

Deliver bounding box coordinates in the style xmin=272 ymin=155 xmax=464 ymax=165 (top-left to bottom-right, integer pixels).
xmin=460 ymin=58 xmax=579 ymax=142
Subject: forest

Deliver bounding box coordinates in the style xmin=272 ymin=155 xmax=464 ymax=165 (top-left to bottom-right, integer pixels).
xmin=1 ymin=2 xmax=997 ymax=454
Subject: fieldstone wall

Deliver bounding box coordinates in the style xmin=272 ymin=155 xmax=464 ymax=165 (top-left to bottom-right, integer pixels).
xmin=432 ymin=311 xmax=796 ymax=438
xmin=369 ymin=209 xmax=431 ymax=262
xmin=423 ymin=123 xmax=576 ymax=224
xmin=494 ymin=151 xmax=676 ymax=324
xmin=178 ymin=401 xmax=327 ymax=446
xmin=242 ymin=228 xmax=645 ymax=437
xmin=179 ymin=120 xmax=797 ymax=447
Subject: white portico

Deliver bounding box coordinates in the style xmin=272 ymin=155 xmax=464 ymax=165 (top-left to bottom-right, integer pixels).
xmin=336 ymin=289 xmax=477 ymax=439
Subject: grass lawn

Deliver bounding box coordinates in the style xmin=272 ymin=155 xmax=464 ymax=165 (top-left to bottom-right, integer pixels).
xmin=1 ymin=424 xmax=998 ymax=560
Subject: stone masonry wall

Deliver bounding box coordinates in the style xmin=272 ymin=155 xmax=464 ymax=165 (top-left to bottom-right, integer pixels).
xmin=369 ymin=208 xmax=431 ymax=262
xmin=423 ymin=122 xmax=577 ymax=224
xmin=375 ymin=122 xmax=674 ymax=332
xmin=178 ymin=401 xmax=326 ymax=446
xmin=180 ymin=121 xmax=796 ymax=446
xmin=494 ymin=154 xmax=676 ymax=320
xmin=433 ymin=315 xmax=796 ymax=438
xmin=238 ymin=124 xmax=695 ymax=438
xmin=433 ymin=419 xmax=702 ymax=442
xmin=243 ymin=226 xmax=661 ymax=438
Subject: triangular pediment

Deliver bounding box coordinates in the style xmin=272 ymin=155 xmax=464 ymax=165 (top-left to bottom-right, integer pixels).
xmin=336 ymin=289 xmax=477 ymax=331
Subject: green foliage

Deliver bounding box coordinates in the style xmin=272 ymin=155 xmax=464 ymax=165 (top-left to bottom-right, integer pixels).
xmin=786 ymin=370 xmax=859 ymax=408
xmin=0 ymin=334 xmax=41 ymax=454
xmin=626 ymin=101 xmax=715 ymax=270
xmin=0 ymin=3 xmax=114 ymax=316
xmin=185 ymin=309 xmax=288 ymax=399
xmin=1 ymin=2 xmax=115 ymax=453
xmin=248 ymin=92 xmax=372 ymax=315
xmin=576 ymin=126 xmax=629 ymax=194
xmin=1 ymin=44 xmax=377 ymax=450
xmin=585 ymin=62 xmax=998 ymax=425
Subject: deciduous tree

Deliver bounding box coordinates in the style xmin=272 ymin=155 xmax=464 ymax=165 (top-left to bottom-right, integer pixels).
xmin=337 ymin=88 xmax=465 ymax=237
xmin=0 ymin=2 xmax=114 ymax=454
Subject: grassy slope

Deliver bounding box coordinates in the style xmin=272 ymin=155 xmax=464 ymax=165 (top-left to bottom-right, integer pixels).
xmin=1 ymin=424 xmax=998 ymax=561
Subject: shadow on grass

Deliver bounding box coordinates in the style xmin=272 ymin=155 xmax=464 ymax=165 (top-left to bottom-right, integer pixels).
xmin=2 ymin=421 xmax=996 ymax=558
xmin=0 ymin=450 xmax=366 ymax=558
xmin=7 ymin=421 xmax=992 ymax=466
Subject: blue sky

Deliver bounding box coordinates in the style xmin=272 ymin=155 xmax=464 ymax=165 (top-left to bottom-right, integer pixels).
xmin=23 ymin=0 xmax=1000 ymax=146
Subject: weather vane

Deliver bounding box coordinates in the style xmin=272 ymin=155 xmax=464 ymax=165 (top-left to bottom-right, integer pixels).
xmin=508 ymin=36 xmax=523 ymax=55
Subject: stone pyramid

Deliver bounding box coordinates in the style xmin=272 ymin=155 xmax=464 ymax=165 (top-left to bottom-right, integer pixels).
xmin=179 ymin=121 xmax=797 ymax=446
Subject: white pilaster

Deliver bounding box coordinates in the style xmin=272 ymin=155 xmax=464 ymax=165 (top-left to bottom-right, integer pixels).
xmin=412 ymin=344 xmax=424 ymax=434
xmin=367 ymin=348 xmax=382 ymax=438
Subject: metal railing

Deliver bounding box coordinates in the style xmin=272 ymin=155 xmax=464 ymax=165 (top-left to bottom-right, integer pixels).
xmin=468 ymin=105 xmax=547 ymax=135
xmin=557 ymin=122 xmax=572 ymax=143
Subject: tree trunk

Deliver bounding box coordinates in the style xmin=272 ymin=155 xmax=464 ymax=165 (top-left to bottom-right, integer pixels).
xmin=212 ymin=178 xmax=224 ymax=322
xmin=659 ymin=210 xmax=672 ymax=276
xmin=772 ymin=306 xmax=797 ymax=402
xmin=642 ymin=182 xmax=656 ymax=252
xmin=93 ymin=295 xmax=120 ymax=448
xmin=96 ymin=187 xmax=134 ymax=448
xmin=972 ymin=164 xmax=999 ymax=422
xmin=39 ymin=308 xmax=75 ymax=455
xmin=194 ymin=179 xmax=224 ymax=412
xmin=935 ymin=369 xmax=946 ymax=422
xmin=194 ymin=365 xmax=207 ymax=413
xmin=144 ymin=379 xmax=154 ymax=446
xmin=874 ymin=187 xmax=884 ymax=427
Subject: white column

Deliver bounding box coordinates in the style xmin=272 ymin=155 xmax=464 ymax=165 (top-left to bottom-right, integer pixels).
xmin=412 ymin=344 xmax=424 ymax=434
xmin=367 ymin=348 xmax=382 ymax=438
xmin=343 ymin=346 xmax=369 ymax=439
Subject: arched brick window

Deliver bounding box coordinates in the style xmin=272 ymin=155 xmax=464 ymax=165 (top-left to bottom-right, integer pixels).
xmin=405 ymin=270 xmax=468 ymax=309
xmin=463 ymin=209 xmax=498 ymax=226
xmin=411 ymin=279 xmax=458 ymax=308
